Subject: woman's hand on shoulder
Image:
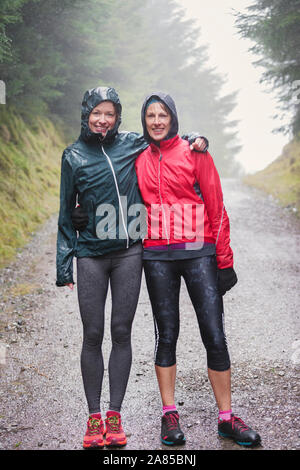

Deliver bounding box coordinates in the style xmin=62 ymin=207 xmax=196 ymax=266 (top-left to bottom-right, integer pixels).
xmin=190 ymin=137 xmax=208 ymax=152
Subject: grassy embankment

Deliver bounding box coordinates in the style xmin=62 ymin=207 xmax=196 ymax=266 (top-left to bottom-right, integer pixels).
xmin=244 ymin=136 xmax=300 ymax=217
xmin=0 ymin=107 xmax=66 ymax=269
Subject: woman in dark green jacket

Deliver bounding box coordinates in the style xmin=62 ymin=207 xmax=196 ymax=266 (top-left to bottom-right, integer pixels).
xmin=56 ymin=86 xmax=207 ymax=448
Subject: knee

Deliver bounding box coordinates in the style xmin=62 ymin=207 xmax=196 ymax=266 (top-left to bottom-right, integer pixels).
xmin=83 ymin=326 xmax=103 ymax=349
xmin=111 ymin=324 xmax=131 ymax=345
xmin=154 ymin=340 xmax=177 ymax=367
xmin=154 ymin=321 xmax=179 ymax=367
xmin=205 ymin=334 xmax=230 ymax=371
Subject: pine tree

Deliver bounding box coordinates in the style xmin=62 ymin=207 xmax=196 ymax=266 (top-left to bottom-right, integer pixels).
xmin=235 ymin=0 xmax=300 ymax=136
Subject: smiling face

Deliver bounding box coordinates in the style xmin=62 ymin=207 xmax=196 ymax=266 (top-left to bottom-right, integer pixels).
xmin=88 ymin=101 xmax=117 ymax=136
xmin=145 ymin=102 xmax=172 ymax=142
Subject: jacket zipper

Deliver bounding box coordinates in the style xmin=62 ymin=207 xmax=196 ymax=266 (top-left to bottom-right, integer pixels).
xmin=158 ymin=153 xmax=170 ymax=244
xmin=101 ymin=145 xmax=129 ymax=248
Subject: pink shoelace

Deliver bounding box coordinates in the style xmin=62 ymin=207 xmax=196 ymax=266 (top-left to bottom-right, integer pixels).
xmin=165 ymin=412 xmax=180 ymax=431
xmin=231 ymin=416 xmax=250 ymax=433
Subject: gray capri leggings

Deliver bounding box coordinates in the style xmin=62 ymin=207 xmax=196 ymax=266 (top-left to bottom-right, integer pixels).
xmin=76 ymin=242 xmax=143 ymax=414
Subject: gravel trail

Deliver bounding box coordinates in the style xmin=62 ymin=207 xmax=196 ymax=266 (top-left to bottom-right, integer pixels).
xmin=0 ymin=179 xmax=299 ymax=452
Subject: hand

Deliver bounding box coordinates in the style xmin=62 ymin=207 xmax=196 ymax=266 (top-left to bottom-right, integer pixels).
xmin=190 ymin=137 xmax=208 ymax=152
xmin=65 ymin=283 xmax=74 ymax=290
xmin=217 ymin=267 xmax=238 ymax=296
xmin=71 ymin=205 xmax=89 ymax=231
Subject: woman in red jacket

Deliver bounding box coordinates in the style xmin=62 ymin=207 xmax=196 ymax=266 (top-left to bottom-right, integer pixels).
xmin=135 ymin=92 xmax=261 ymax=447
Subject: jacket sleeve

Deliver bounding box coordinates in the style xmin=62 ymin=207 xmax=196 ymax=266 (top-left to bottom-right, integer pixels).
xmin=127 ymin=132 xmax=149 ymax=157
xmin=56 ymin=150 xmax=77 ymax=286
xmin=194 ymin=151 xmax=233 ymax=269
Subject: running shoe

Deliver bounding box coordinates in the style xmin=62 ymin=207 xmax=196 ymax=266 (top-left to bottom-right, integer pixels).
xmin=105 ymin=411 xmax=127 ymax=447
xmin=83 ymin=414 xmax=105 ymax=449
xmin=218 ymin=414 xmax=261 ymax=446
xmin=161 ymin=411 xmax=186 ymax=446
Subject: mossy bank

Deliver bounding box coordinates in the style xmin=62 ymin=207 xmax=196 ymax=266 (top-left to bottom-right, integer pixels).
xmin=244 ymin=135 xmax=300 ymax=217
xmin=0 ymin=107 xmax=66 ymax=268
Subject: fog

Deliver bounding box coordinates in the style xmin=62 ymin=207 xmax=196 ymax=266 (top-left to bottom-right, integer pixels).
xmin=177 ymin=0 xmax=292 ymax=174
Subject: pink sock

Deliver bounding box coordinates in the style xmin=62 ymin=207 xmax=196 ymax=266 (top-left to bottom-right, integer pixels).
xmin=218 ymin=409 xmax=232 ymax=422
xmin=163 ymin=404 xmax=177 ymax=415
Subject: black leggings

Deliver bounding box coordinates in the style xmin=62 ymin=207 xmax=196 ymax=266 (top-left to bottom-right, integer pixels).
xmin=143 ymin=255 xmax=230 ymax=371
xmin=76 ymin=243 xmax=143 ymax=414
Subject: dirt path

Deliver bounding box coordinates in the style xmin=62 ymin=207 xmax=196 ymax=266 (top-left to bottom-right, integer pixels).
xmin=0 ymin=179 xmax=299 ymax=452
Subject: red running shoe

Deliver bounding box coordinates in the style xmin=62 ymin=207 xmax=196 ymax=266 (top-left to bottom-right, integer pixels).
xmin=83 ymin=414 xmax=105 ymax=449
xmin=105 ymin=411 xmax=127 ymax=447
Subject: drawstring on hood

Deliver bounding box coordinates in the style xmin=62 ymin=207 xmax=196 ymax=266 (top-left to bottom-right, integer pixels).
xmin=80 ymin=86 xmax=122 ymax=144
xmin=141 ymin=92 xmax=179 ymax=145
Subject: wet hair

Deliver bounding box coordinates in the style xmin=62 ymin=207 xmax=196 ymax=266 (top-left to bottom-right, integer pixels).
xmin=145 ymin=98 xmax=171 ymax=116
xmin=90 ymin=100 xmax=118 ymax=116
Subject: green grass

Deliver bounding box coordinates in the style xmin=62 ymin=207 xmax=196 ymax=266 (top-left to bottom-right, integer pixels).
xmin=0 ymin=107 xmax=67 ymax=268
xmin=244 ymin=135 xmax=300 ymax=217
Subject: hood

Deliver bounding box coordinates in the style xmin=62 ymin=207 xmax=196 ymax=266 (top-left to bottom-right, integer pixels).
xmin=141 ymin=91 xmax=179 ymax=144
xmin=80 ymin=86 xmax=122 ymax=143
